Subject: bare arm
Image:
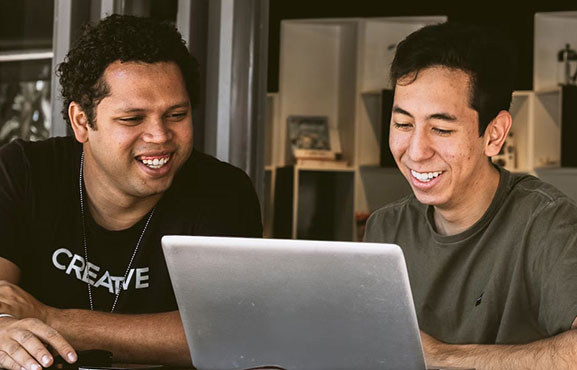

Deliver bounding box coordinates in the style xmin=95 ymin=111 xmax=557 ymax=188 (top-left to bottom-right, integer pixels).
xmin=0 ymin=258 xmax=77 ymax=370
xmin=0 ymin=257 xmax=20 ymax=284
xmin=45 ymin=308 xmax=191 ymax=366
xmin=422 ymin=320 xmax=577 ymax=370
xmin=0 ymin=257 xmax=191 ymax=368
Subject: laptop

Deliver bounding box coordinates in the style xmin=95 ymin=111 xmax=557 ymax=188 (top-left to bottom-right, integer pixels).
xmin=161 ymin=236 xmax=462 ymax=370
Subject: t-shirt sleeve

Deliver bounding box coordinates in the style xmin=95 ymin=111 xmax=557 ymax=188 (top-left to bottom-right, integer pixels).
xmin=530 ymin=198 xmax=577 ymax=335
xmin=0 ymin=141 xmax=31 ymax=267
xmin=193 ymin=164 xmax=263 ymax=238
xmin=229 ymin=169 xmax=263 ymax=237
xmin=363 ymin=200 xmax=410 ymax=244
xmin=364 ymin=209 xmax=386 ymax=242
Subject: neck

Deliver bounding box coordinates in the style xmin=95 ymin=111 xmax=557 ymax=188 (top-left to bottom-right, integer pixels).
xmin=81 ymin=155 xmax=161 ymax=231
xmin=86 ymin=193 xmax=159 ymax=231
xmin=433 ymin=165 xmax=500 ymax=236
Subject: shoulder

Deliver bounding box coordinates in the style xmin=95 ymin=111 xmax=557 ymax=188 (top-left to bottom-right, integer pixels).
xmin=167 ymin=150 xmax=259 ymax=207
xmin=174 ymin=150 xmax=255 ymax=194
xmin=2 ymin=136 xmax=78 ymax=154
xmin=1 ymin=137 xmax=79 ymax=169
xmin=500 ymin=171 xmax=577 ymax=258
xmin=0 ymin=139 xmax=27 ymax=167
xmin=368 ymin=194 xmax=423 ymax=225
xmin=365 ymin=194 xmax=426 ymax=242
xmin=163 ymin=150 xmax=262 ymax=237
xmin=0 ymin=137 xmax=78 ymax=181
xmin=505 ymin=171 xmax=577 ymax=215
xmin=188 ymin=150 xmax=251 ymax=180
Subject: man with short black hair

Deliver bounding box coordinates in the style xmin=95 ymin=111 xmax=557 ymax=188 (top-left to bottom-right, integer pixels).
xmin=0 ymin=14 xmax=262 ymax=369
xmin=365 ymin=22 xmax=577 ymax=369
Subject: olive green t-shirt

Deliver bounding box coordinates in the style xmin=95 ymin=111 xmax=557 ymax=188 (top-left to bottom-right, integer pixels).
xmin=364 ymin=167 xmax=577 ymax=344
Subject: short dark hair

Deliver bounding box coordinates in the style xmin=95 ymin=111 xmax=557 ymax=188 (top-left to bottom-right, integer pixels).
xmin=390 ymin=22 xmax=514 ymax=136
xmin=57 ymin=14 xmax=200 ymax=128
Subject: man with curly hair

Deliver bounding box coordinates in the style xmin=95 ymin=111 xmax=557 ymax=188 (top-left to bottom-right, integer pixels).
xmin=0 ymin=14 xmax=262 ymax=369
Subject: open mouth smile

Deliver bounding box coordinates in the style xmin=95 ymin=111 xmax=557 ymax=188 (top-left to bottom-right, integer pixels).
xmin=136 ymin=154 xmax=172 ymax=169
xmin=410 ymin=169 xmax=443 ymax=183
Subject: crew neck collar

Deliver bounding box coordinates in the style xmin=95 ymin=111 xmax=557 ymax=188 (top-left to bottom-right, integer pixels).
xmin=426 ymin=165 xmax=510 ymax=245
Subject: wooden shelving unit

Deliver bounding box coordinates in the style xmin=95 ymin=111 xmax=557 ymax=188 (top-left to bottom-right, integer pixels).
xmin=262 ymin=12 xmax=577 ymax=241
xmin=266 ymin=16 xmax=446 ymax=241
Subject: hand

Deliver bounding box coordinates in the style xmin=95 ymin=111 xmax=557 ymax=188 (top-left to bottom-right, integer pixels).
xmin=0 ymin=281 xmax=49 ymax=321
xmin=0 ymin=316 xmax=77 ymax=370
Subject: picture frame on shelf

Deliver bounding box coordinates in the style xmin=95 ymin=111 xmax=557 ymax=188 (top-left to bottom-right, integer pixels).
xmin=287 ymin=115 xmax=341 ymax=161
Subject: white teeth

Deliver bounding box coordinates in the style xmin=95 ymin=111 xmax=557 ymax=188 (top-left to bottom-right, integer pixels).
xmin=411 ymin=169 xmax=442 ymax=182
xmin=141 ymin=157 xmax=169 ymax=169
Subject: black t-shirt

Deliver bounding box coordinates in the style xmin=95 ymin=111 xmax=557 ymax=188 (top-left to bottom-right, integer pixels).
xmin=0 ymin=137 xmax=262 ymax=314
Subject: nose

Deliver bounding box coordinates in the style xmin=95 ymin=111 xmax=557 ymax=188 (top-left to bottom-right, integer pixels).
xmin=406 ymin=128 xmax=434 ymax=162
xmin=143 ymin=117 xmax=172 ymax=143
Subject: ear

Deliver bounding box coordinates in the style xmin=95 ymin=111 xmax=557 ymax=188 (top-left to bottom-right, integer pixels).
xmin=483 ymin=110 xmax=512 ymax=157
xmin=69 ymin=102 xmax=90 ymax=143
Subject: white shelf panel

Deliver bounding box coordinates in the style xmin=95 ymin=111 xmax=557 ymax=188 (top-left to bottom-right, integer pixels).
xmin=534 ymin=12 xmax=577 ymax=90
xmin=296 ymin=165 xmax=354 ymax=172
xmin=0 ymin=49 xmax=53 ymax=62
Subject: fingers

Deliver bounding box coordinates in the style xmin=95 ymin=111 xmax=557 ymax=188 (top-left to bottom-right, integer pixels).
xmin=30 ymin=319 xmax=77 ymax=364
xmin=0 ymin=318 xmax=77 ymax=370
xmin=14 ymin=320 xmax=59 ymax=369
xmin=2 ymin=337 xmax=49 ymax=370
xmin=0 ymin=350 xmax=21 ymax=370
xmin=0 ymin=336 xmax=48 ymax=370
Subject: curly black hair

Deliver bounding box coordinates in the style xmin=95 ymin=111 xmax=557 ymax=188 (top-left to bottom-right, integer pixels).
xmin=391 ymin=22 xmax=514 ymax=136
xmin=57 ymin=14 xmax=200 ymax=128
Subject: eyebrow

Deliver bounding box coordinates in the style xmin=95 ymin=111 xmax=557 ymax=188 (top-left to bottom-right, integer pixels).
xmin=392 ymin=106 xmax=413 ymax=117
xmin=114 ymin=102 xmax=190 ymax=113
xmin=429 ymin=113 xmax=457 ymax=121
xmin=392 ymin=105 xmax=457 ymax=122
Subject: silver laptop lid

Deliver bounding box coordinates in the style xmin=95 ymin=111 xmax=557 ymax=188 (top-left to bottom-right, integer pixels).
xmin=162 ymin=236 xmax=426 ymax=370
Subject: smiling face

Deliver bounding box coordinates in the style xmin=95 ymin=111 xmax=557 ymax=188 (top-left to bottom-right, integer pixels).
xmin=389 ymin=67 xmax=498 ymax=211
xmin=72 ymin=61 xmax=193 ymax=203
